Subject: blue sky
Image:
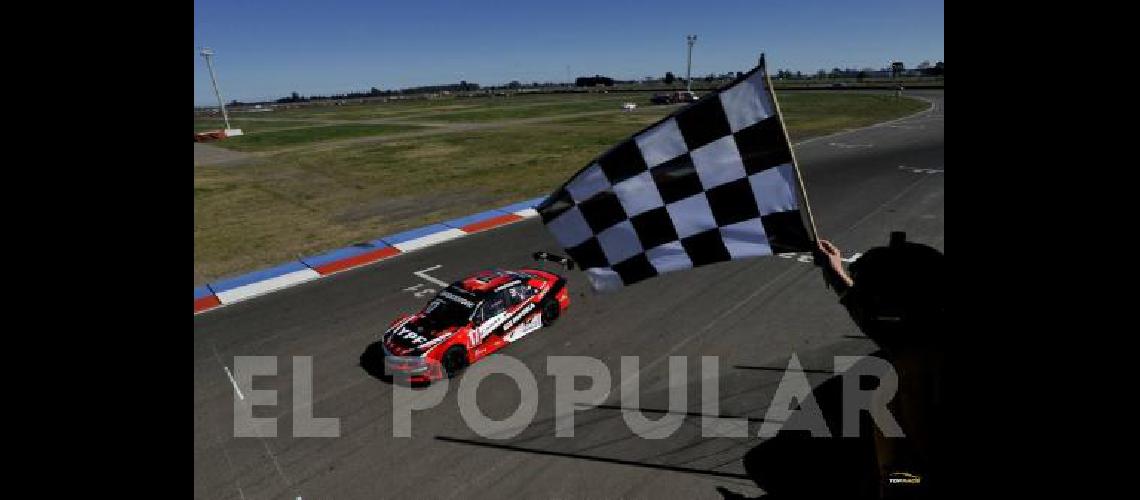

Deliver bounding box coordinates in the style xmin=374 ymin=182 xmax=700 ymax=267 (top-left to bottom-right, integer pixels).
xmin=194 ymin=0 xmax=943 ymax=105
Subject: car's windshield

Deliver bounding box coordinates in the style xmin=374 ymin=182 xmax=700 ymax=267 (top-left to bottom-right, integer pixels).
xmin=421 ymin=288 xmax=478 ymax=328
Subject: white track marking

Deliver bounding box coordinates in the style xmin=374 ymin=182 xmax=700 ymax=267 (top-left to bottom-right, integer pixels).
xmin=210 ymin=344 xmax=294 ymax=492
xmin=414 ymin=265 xmax=449 ymax=287
xmin=778 ymin=252 xmax=862 ymax=264
xmin=898 ymin=165 xmax=944 ymax=174
xmin=792 ymin=95 xmax=936 ymax=147
xmin=223 ymin=365 xmax=244 ymax=400
xmin=886 ymin=124 xmax=925 ymax=130
xmin=211 ymin=344 xmax=245 ymax=402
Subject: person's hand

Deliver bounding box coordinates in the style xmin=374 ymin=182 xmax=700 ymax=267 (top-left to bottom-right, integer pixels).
xmin=817 ymin=239 xmax=843 ymax=269
xmin=816 ymin=239 xmax=854 ymax=288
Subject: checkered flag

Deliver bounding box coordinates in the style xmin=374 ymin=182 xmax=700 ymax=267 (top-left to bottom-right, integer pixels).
xmin=536 ymin=56 xmax=816 ymax=291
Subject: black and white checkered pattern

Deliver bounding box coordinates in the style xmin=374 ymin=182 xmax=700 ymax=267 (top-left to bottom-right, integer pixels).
xmin=537 ymin=60 xmax=813 ymax=290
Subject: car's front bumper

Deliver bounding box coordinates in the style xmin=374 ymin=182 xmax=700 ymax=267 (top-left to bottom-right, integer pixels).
xmin=381 ymin=344 xmax=444 ymax=383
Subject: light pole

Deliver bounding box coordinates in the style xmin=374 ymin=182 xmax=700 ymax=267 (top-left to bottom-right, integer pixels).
xmin=685 ymin=35 xmax=697 ymax=92
xmin=199 ymin=47 xmax=232 ymax=131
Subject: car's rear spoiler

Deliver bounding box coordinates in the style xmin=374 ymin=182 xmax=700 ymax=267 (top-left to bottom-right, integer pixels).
xmin=532 ymin=251 xmax=575 ymax=270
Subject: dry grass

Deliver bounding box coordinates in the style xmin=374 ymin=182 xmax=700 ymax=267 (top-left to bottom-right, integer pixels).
xmin=194 ymin=92 xmax=927 ymax=284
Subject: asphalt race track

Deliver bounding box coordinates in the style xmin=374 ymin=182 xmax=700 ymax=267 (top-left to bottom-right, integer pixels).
xmin=194 ymin=90 xmax=944 ymax=499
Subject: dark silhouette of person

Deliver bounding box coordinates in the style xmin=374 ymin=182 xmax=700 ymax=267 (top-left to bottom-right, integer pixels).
xmin=817 ymin=231 xmax=945 ymax=498
xmin=718 ymin=232 xmax=944 ymax=500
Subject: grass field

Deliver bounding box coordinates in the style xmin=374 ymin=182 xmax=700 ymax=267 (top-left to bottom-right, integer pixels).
xmin=194 ymin=119 xmax=322 ymax=133
xmin=194 ymin=91 xmax=928 ymax=284
xmin=205 ymin=123 xmax=429 ymax=152
xmin=196 ymin=93 xmax=658 ymax=127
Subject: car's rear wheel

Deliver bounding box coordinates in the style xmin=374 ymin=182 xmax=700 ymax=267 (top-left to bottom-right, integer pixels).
xmin=541 ymin=300 xmax=560 ymax=326
xmin=441 ymin=346 xmax=468 ymax=378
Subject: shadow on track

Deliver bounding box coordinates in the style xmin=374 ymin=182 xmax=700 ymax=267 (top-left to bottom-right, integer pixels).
xmin=721 ymin=332 xmax=943 ymax=498
xmin=717 ymin=356 xmax=884 ymax=500
xmin=434 ymin=436 xmax=753 ymax=481
xmin=358 ymin=341 xmax=391 ymax=381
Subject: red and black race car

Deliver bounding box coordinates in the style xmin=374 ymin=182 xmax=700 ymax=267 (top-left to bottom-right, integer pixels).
xmin=377 ymin=253 xmax=572 ymax=383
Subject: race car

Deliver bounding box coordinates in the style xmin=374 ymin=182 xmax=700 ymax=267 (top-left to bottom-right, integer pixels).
xmin=375 ymin=254 xmax=572 ymax=383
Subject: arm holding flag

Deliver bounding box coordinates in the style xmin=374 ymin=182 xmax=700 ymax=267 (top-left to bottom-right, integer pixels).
xmin=815 ymin=239 xmax=854 ymax=293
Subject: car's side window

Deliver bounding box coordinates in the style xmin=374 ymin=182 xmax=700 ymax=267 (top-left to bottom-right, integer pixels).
xmin=481 ymin=293 xmax=508 ymax=322
xmin=504 ymin=285 xmax=530 ymax=307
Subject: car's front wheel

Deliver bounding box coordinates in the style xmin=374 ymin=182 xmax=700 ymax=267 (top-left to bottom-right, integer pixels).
xmin=541 ymin=300 xmax=560 ymax=326
xmin=441 ymin=346 xmax=469 ymax=378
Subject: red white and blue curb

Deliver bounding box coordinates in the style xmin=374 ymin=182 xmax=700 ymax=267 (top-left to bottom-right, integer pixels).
xmin=194 ymin=197 xmax=544 ymax=315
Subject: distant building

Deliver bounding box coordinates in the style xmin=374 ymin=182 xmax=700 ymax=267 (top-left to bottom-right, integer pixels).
xmin=574 ymin=75 xmax=614 ymax=87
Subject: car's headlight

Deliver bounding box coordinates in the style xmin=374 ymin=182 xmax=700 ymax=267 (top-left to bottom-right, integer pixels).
xmin=384 ymin=353 xmax=429 ymax=371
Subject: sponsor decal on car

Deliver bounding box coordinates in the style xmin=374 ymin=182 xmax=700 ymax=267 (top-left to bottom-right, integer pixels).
xmin=502 ymin=303 xmax=536 ymax=332
xmin=494 ymin=280 xmax=522 ymax=292
xmin=439 ymin=290 xmax=475 ymax=307
xmin=395 ymin=326 xmax=431 ymax=346
xmin=504 ymin=314 xmax=542 ymax=342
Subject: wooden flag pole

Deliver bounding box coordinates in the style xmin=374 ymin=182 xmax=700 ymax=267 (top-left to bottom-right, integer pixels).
xmin=760 ymin=54 xmax=821 ymax=243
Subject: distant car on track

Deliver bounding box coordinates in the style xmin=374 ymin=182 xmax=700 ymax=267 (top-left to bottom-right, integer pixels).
xmin=194 ymin=130 xmax=227 ymax=142
xmin=374 ymin=254 xmax=573 ymax=383
xmin=650 ymin=90 xmax=699 ymax=105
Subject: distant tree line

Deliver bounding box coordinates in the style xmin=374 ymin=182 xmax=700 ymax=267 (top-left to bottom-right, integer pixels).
xmin=213 ymin=60 xmax=943 ymax=109
xmin=246 ymin=82 xmax=485 ymax=106
xmin=772 ymin=60 xmax=944 ymax=81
